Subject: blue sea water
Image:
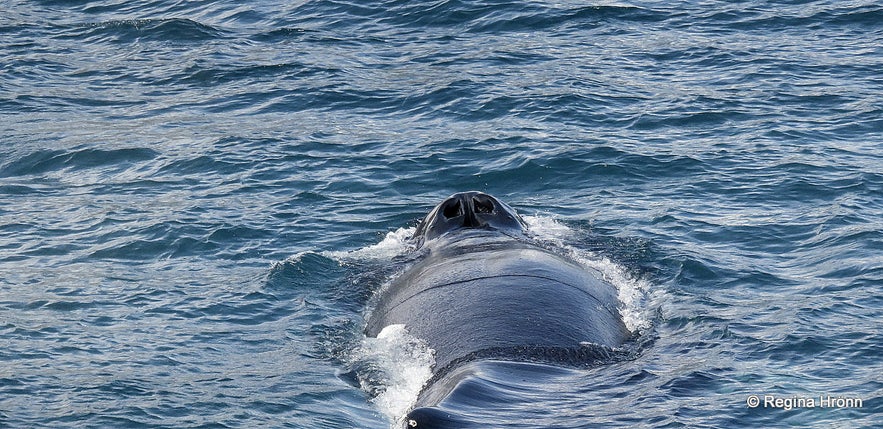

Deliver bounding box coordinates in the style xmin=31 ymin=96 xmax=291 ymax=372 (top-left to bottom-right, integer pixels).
xmin=1 ymin=0 xmax=882 ymax=427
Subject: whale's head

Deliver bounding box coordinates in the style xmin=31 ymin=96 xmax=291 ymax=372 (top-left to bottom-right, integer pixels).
xmin=413 ymin=191 xmax=527 ymax=246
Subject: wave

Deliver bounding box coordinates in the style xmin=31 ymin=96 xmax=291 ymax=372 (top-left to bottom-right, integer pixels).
xmin=57 ymin=18 xmax=226 ymax=44
xmin=0 ymin=147 xmax=159 ymax=178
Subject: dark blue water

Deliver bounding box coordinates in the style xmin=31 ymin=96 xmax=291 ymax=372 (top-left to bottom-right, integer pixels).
xmin=2 ymin=0 xmax=882 ymax=427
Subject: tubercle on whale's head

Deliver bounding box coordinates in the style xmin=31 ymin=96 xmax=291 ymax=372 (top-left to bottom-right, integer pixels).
xmin=413 ymin=191 xmax=527 ymax=247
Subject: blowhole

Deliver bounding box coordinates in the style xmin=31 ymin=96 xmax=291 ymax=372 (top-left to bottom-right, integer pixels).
xmin=443 ymin=200 xmax=462 ymax=219
xmin=473 ymin=197 xmax=493 ymax=214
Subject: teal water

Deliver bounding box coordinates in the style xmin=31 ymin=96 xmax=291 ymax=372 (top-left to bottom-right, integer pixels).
xmin=2 ymin=0 xmax=882 ymax=427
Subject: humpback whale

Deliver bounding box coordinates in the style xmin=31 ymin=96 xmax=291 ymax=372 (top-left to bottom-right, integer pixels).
xmin=366 ymin=192 xmax=630 ymax=427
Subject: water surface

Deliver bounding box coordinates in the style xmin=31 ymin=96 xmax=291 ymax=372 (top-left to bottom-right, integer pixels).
xmin=1 ymin=0 xmax=881 ymax=427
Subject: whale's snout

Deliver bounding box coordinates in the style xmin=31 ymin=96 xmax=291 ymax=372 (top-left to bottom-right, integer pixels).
xmin=414 ymin=191 xmax=526 ymax=246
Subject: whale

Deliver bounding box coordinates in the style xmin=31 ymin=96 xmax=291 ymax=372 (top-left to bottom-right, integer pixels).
xmin=365 ymin=191 xmax=631 ymax=427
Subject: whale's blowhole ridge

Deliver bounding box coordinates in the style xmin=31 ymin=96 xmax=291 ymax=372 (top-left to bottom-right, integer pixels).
xmin=413 ymin=191 xmax=527 ymax=247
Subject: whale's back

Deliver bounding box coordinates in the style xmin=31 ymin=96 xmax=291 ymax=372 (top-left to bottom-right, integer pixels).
xmin=366 ymin=238 xmax=630 ymax=374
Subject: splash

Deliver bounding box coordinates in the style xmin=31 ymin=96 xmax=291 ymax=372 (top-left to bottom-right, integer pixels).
xmin=323 ymin=227 xmax=417 ymax=262
xmin=355 ymin=324 xmax=436 ymax=426
xmin=572 ymin=252 xmax=653 ymax=334
xmin=319 ymin=227 xmax=428 ymax=425
xmin=522 ymin=214 xmax=573 ymax=246
xmin=524 ymin=215 xmax=653 ymax=334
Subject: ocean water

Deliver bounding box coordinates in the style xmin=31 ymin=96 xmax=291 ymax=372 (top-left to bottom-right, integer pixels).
xmin=1 ymin=0 xmax=882 ymax=427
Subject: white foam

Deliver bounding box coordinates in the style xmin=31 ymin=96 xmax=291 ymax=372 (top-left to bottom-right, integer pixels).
xmin=323 ymin=227 xmax=417 ymax=262
xmin=523 ymin=214 xmax=572 ymax=245
xmin=270 ymin=250 xmax=308 ymax=270
xmin=356 ymin=324 xmax=436 ymax=426
xmin=572 ymin=252 xmax=653 ymax=334
xmin=525 ymin=215 xmax=653 ymax=334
